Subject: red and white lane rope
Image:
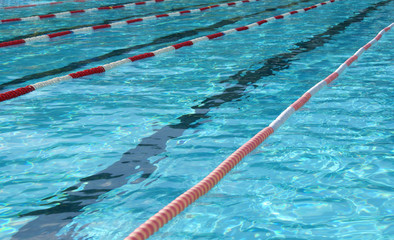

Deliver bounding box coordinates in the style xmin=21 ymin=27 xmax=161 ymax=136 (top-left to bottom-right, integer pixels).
xmin=0 ymin=0 xmax=168 ymax=24
xmin=0 ymin=0 xmax=338 ymax=103
xmin=123 ymin=22 xmax=393 ymax=240
xmin=0 ymin=0 xmax=97 ymax=10
xmin=0 ymin=0 xmax=263 ymax=48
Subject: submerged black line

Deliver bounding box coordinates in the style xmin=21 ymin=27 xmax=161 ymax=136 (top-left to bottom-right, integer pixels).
xmin=11 ymin=0 xmax=392 ymax=239
xmin=0 ymin=0 xmax=311 ymax=90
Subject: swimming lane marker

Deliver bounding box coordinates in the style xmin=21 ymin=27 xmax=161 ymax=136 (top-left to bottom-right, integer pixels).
xmin=1 ymin=0 xmax=97 ymax=10
xmin=123 ymin=22 xmax=393 ymax=240
xmin=0 ymin=0 xmax=262 ymax=48
xmin=0 ymin=0 xmax=169 ymax=24
xmin=0 ymin=0 xmax=338 ymax=102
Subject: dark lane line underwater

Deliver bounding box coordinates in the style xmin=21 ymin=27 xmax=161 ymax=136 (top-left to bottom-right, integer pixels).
xmin=11 ymin=0 xmax=392 ymax=239
xmin=0 ymin=0 xmax=313 ymax=90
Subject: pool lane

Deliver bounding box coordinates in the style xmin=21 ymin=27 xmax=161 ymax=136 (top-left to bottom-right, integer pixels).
xmin=0 ymin=0 xmax=312 ymax=90
xmin=11 ymin=1 xmax=392 ymax=239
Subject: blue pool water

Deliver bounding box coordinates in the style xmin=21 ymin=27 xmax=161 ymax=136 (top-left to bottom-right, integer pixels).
xmin=0 ymin=0 xmax=393 ymax=239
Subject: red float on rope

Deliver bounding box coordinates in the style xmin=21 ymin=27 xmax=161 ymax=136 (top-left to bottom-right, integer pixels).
xmin=0 ymin=0 xmax=93 ymax=10
xmin=123 ymin=22 xmax=393 ymax=240
xmin=0 ymin=0 xmax=171 ymax=24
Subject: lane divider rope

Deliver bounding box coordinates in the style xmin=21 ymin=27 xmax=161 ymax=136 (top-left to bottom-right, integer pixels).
xmin=0 ymin=0 xmax=338 ymax=103
xmin=0 ymin=0 xmax=169 ymax=24
xmin=0 ymin=0 xmax=96 ymax=10
xmin=0 ymin=0 xmax=263 ymax=48
xmin=123 ymin=22 xmax=393 ymax=240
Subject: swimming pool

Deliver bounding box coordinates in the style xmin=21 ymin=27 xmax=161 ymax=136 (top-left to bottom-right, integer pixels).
xmin=0 ymin=0 xmax=393 ymax=239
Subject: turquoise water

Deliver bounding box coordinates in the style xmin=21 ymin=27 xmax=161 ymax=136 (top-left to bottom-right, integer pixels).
xmin=0 ymin=0 xmax=393 ymax=239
